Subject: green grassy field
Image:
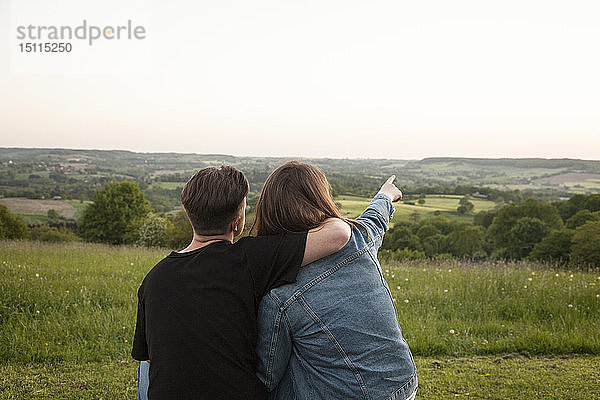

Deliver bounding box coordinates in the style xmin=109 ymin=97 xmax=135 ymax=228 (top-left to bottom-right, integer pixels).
xmin=337 ymin=194 xmax=496 ymax=224
xmin=1 ymin=241 xmax=599 ymax=399
xmin=0 ymin=198 xmax=91 ymax=225
xmin=65 ymin=200 xmax=91 ymax=222
xmin=150 ymin=181 xmax=185 ymax=190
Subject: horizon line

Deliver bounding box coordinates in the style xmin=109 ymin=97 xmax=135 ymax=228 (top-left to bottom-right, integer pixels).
xmin=1 ymin=146 xmax=600 ymax=163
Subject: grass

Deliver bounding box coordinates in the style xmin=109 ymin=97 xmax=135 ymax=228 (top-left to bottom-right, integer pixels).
xmin=1 ymin=241 xmax=599 ymax=398
xmin=382 ymin=260 xmax=600 ymax=356
xmin=2 ymin=356 xmax=599 ymax=399
xmin=337 ymin=194 xmax=497 ymax=224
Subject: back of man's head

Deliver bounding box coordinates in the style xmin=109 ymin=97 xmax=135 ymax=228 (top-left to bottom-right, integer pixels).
xmin=181 ymin=166 xmax=249 ymax=235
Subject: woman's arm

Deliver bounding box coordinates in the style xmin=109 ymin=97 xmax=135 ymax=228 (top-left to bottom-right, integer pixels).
xmin=302 ymin=218 xmax=351 ymax=266
xmin=356 ymin=175 xmax=402 ymax=240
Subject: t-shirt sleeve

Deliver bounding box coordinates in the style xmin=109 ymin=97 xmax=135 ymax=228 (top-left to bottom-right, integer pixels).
xmin=131 ymin=285 xmax=149 ymax=361
xmin=243 ymin=231 xmax=308 ymax=298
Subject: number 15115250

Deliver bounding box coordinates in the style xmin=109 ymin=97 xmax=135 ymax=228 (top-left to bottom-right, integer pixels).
xmin=19 ymin=43 xmax=72 ymax=52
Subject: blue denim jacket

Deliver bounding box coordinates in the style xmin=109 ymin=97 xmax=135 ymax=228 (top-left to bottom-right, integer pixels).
xmin=256 ymin=194 xmax=418 ymax=400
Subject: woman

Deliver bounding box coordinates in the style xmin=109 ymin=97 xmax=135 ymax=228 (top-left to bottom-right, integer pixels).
xmin=254 ymin=161 xmax=417 ymax=400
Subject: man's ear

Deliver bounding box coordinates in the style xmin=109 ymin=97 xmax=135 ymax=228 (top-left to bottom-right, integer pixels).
xmin=231 ymin=216 xmax=241 ymax=233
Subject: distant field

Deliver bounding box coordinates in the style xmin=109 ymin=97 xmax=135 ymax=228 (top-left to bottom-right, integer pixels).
xmin=1 ymin=241 xmax=599 ymax=399
xmin=0 ymin=198 xmax=90 ymax=224
xmin=337 ymin=194 xmax=496 ymax=223
xmin=535 ymin=173 xmax=600 ymax=184
xmin=152 ymin=181 xmax=184 ymax=190
xmin=65 ymin=200 xmax=91 ymax=221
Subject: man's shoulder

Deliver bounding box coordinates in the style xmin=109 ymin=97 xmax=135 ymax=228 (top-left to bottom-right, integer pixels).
xmin=139 ymin=254 xmax=178 ymax=287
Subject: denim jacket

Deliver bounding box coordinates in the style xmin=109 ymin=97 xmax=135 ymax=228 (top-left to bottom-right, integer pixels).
xmin=256 ymin=194 xmax=418 ymax=400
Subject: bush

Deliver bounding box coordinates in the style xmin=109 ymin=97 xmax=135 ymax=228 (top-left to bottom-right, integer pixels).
xmin=529 ymin=229 xmax=574 ymax=264
xmin=570 ymin=221 xmax=600 ymax=267
xmin=381 ymin=248 xmax=427 ymax=261
xmin=0 ymin=204 xmax=28 ymax=239
xmin=29 ymin=225 xmax=79 ymax=243
xmin=136 ymin=214 xmax=173 ymax=248
xmin=165 ymin=210 xmax=193 ymax=250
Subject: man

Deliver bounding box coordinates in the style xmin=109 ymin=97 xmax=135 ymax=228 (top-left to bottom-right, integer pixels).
xmin=132 ymin=165 xmax=350 ymax=399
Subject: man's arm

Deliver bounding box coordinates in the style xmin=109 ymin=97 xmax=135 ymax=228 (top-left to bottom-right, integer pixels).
xmin=302 ymin=218 xmax=351 ymax=266
xmin=131 ymin=286 xmax=149 ymax=361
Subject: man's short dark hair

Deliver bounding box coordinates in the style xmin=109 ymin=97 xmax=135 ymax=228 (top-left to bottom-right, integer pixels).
xmin=181 ymin=166 xmax=249 ymax=235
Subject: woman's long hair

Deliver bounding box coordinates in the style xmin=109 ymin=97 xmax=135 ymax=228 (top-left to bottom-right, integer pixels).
xmin=252 ymin=160 xmax=365 ymax=236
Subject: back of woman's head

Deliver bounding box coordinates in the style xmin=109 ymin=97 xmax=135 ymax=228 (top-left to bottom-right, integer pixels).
xmin=253 ymin=160 xmax=360 ymax=236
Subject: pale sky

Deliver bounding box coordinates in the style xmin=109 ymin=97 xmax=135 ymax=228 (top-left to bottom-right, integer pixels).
xmin=1 ymin=0 xmax=599 ymax=159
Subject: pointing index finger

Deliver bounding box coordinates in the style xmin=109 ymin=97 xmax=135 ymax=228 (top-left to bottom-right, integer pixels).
xmin=385 ymin=175 xmax=396 ymax=185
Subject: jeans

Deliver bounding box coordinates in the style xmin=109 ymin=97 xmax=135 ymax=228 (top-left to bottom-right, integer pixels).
xmin=138 ymin=361 xmax=149 ymax=400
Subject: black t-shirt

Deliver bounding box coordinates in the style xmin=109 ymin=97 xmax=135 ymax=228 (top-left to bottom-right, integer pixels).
xmin=131 ymin=232 xmax=307 ymax=400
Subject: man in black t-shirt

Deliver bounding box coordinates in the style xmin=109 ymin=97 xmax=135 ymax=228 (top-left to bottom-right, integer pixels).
xmin=132 ymin=166 xmax=350 ymax=400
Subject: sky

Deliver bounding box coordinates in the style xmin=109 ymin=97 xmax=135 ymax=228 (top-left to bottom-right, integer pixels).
xmin=1 ymin=0 xmax=599 ymax=160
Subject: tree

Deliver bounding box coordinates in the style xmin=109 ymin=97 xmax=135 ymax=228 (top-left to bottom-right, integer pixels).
xmin=47 ymin=209 xmax=60 ymax=221
xmin=79 ymin=181 xmax=152 ymax=245
xmin=421 ymin=234 xmax=445 ymax=257
xmin=136 ymin=213 xmax=173 ymax=248
xmin=570 ymin=221 xmax=600 ymax=267
xmin=457 ymin=196 xmax=474 ymax=215
xmin=473 ymin=210 xmax=497 ymax=229
xmin=382 ymin=225 xmax=421 ymax=252
xmin=565 ymin=209 xmax=600 ymax=229
xmin=505 ymin=217 xmax=550 ymax=259
xmin=487 ymin=198 xmax=563 ymax=254
xmin=417 ymin=198 xmax=425 ymax=205
xmin=444 ymin=223 xmax=485 ymax=258
xmin=166 ymin=210 xmax=194 ymax=249
xmin=554 ymin=194 xmax=600 ymax=221
xmin=529 ymin=229 xmax=574 ymax=263
xmin=0 ymin=204 xmax=28 ymax=239
xmin=416 ymin=224 xmax=440 ymax=240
